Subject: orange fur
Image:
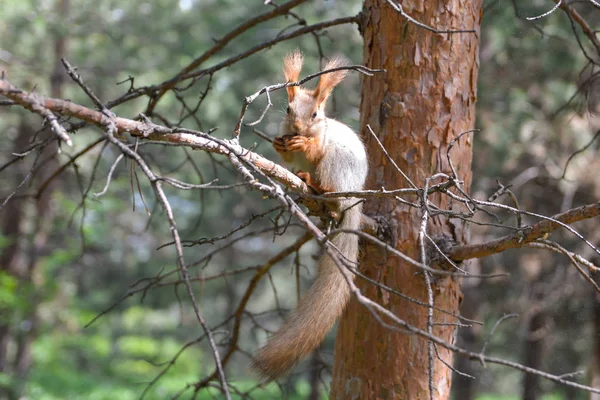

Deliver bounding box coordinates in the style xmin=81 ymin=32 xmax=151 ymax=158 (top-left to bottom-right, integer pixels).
xmin=315 ymin=57 xmax=349 ymax=105
xmin=284 ymin=135 xmax=324 ymax=164
xmin=283 ymin=50 xmax=304 ymax=102
xmin=296 ymin=171 xmax=329 ymax=194
xmin=272 ymin=135 xmax=294 ymax=163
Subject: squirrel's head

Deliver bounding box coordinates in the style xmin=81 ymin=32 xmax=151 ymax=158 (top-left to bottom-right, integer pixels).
xmin=282 ymin=50 xmax=348 ymax=137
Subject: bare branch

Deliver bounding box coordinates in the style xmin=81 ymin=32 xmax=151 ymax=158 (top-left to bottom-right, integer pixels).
xmin=554 ymin=0 xmax=600 ymax=54
xmin=107 ymin=15 xmax=359 ymax=109
xmin=146 ymin=0 xmax=309 ymax=113
xmin=448 ymin=201 xmax=600 ymax=261
xmin=0 ymin=78 xmax=309 ymax=193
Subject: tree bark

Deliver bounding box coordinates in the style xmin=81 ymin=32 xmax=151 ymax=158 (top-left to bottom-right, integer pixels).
xmin=522 ymin=304 xmax=545 ymax=400
xmin=330 ymin=1 xmax=481 ymax=399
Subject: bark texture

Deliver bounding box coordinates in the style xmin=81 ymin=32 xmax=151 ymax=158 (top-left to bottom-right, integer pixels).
xmin=330 ymin=1 xmax=481 ymax=399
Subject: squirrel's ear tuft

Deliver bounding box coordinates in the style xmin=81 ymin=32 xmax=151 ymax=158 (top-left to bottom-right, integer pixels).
xmin=314 ymin=56 xmax=349 ymax=105
xmin=283 ymin=50 xmax=304 ymax=102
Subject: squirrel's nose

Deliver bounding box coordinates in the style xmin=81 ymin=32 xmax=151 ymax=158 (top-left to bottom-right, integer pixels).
xmin=293 ymin=121 xmax=302 ymax=132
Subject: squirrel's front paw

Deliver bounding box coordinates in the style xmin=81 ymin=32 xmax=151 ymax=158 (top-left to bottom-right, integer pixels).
xmin=273 ymin=134 xmax=308 ymax=153
xmin=285 ymin=135 xmax=310 ymax=152
xmin=273 ymin=136 xmax=291 ymax=153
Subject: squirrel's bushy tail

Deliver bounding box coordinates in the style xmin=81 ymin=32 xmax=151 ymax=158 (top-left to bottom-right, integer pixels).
xmin=251 ymin=201 xmax=361 ymax=380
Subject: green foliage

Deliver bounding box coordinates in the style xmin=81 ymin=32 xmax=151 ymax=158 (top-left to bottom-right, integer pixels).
xmin=28 ymin=322 xmax=203 ymax=399
xmin=27 ymin=325 xmax=321 ymax=399
xmin=0 ymin=272 xmax=19 ymax=311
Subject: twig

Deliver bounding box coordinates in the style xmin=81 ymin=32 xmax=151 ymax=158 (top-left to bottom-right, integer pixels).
xmin=448 ymin=201 xmax=600 ymax=261
xmin=555 ymin=0 xmax=600 ymax=54
xmin=235 ymin=65 xmax=384 ymax=138
xmin=527 ymin=240 xmax=600 ymax=294
xmin=526 ymin=0 xmax=562 ymax=21
xmin=145 ymin=0 xmax=309 ymax=113
xmin=367 ymin=124 xmax=417 ymax=189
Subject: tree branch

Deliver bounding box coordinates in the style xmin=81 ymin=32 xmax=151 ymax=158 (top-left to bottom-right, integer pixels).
xmin=107 ymin=15 xmax=358 ymax=109
xmin=146 ymin=0 xmax=308 ymax=113
xmin=0 ymin=78 xmax=382 ymax=234
xmin=554 ymin=0 xmax=600 ymax=55
xmin=448 ymin=201 xmax=600 ymax=261
xmin=0 ymin=78 xmax=308 ymax=191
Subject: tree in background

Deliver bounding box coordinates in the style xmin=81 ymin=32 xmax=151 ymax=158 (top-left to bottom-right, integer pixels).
xmin=1 ymin=1 xmax=600 ymax=399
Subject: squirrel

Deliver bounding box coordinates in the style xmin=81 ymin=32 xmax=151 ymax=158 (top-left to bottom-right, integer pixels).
xmin=251 ymin=50 xmax=368 ymax=380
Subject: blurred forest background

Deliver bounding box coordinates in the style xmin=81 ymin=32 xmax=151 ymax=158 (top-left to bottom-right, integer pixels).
xmin=1 ymin=0 xmax=600 ymax=399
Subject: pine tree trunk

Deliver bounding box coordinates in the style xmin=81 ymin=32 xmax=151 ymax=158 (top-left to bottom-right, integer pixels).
xmin=330 ymin=1 xmax=481 ymax=399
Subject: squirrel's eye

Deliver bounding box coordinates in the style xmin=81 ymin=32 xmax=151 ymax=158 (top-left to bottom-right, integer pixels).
xmin=286 ymin=106 xmax=290 ymax=114
xmin=311 ymin=111 xmax=317 ymax=119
